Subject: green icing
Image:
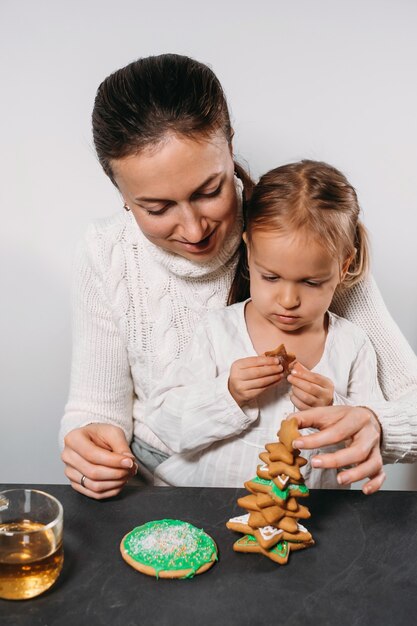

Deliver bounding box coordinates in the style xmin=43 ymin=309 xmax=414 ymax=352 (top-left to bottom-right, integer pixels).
xmin=271 ymin=483 xmax=289 ymax=500
xmin=237 ymin=534 xmax=258 ymax=545
xmin=289 ymin=484 xmax=309 ymax=495
xmin=123 ymin=519 xmax=217 ymax=579
xmin=251 ymin=476 xmax=272 ymax=487
xmin=236 ymin=535 xmax=290 ymax=560
xmin=271 ymin=482 xmax=309 ymax=500
xmin=271 ymin=541 xmax=289 ymax=558
xmin=236 ymin=535 xmax=289 ymax=559
xmin=250 ymin=475 xmax=309 ymax=498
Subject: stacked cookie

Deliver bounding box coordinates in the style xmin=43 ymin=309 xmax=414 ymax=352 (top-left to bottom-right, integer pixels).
xmin=226 ymin=418 xmax=314 ymax=565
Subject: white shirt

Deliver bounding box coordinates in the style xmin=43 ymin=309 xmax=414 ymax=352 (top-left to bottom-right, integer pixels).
xmin=145 ymin=304 xmax=385 ymax=487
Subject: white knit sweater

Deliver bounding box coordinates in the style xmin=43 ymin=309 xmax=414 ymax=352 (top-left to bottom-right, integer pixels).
xmin=60 ymin=208 xmax=417 ymax=464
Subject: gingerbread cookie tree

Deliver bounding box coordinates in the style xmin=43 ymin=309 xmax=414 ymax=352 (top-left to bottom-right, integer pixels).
xmin=226 ymin=418 xmax=314 ymax=565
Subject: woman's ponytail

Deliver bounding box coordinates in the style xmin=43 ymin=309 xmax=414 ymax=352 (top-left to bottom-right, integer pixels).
xmin=227 ymin=239 xmax=250 ymax=305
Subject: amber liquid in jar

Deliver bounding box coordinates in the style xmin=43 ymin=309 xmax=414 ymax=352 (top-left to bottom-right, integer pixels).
xmin=0 ymin=520 xmax=64 ymax=600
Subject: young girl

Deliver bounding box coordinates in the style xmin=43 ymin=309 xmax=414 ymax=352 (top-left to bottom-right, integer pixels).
xmin=145 ymin=159 xmax=385 ymax=488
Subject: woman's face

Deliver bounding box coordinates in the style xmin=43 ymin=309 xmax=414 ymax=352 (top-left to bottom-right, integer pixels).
xmin=111 ymin=131 xmax=238 ymax=262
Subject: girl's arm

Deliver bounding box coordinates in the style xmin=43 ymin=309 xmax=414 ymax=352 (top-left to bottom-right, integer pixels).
xmin=331 ymin=274 xmax=417 ymax=462
xmin=60 ymin=227 xmax=136 ymax=498
xmin=145 ymin=318 xmax=259 ymax=454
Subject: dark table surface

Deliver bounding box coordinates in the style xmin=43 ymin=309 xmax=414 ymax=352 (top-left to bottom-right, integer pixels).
xmin=1 ymin=484 xmax=416 ymax=626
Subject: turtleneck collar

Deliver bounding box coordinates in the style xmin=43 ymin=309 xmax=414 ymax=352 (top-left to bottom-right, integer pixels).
xmin=125 ymin=176 xmax=244 ymax=279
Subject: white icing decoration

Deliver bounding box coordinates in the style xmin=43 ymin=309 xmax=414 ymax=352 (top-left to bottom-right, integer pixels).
xmin=277 ymin=474 xmax=290 ymax=487
xmin=228 ymin=513 xmax=250 ymax=525
xmin=258 ymin=526 xmax=283 ymax=541
xmin=297 ymin=523 xmax=308 ymax=533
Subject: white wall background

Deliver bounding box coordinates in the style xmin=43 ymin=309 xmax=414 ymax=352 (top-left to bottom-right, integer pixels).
xmin=1 ymin=0 xmax=416 ymax=489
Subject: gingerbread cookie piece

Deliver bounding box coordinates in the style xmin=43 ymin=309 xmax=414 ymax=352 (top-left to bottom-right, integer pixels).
xmin=264 ymin=343 xmax=296 ymax=375
xmin=260 ymin=540 xmax=291 ymax=565
xmin=256 ymin=463 xmax=272 ymax=480
xmin=283 ymin=503 xmax=311 ymax=520
xmin=233 ymin=534 xmax=263 ymax=554
xmin=287 ymin=540 xmax=315 ymax=552
xmin=248 ymin=511 xmax=269 ymax=529
xmin=256 ymin=492 xmax=276 ymax=509
xmin=254 ymin=526 xmax=284 ymax=550
xmin=244 ymin=476 xmax=273 ymax=494
xmin=265 ymin=442 xmax=294 ymax=464
xmin=233 ymin=534 xmax=290 ymax=565
xmin=234 ymin=534 xmax=313 ymax=565
xmin=261 ymin=504 xmax=286 ymax=525
xmin=286 ymin=496 xmax=299 ymax=511
xmin=281 ymin=524 xmax=313 ymax=543
xmin=270 ymin=461 xmax=302 ymax=481
xmin=226 ymin=513 xmax=253 ymax=535
xmin=277 ymin=417 xmax=301 ymax=452
xmin=121 ymin=519 xmax=217 ymax=579
xmin=237 ymin=494 xmax=260 ymax=511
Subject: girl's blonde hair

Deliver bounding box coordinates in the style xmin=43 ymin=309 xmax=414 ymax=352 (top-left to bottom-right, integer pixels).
xmin=228 ymin=160 xmax=369 ymax=304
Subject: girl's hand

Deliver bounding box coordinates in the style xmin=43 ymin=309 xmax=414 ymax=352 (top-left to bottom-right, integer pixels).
xmin=228 ymin=356 xmax=284 ymax=407
xmin=61 ymin=424 xmax=138 ymax=500
xmin=287 ymin=362 xmax=334 ymax=409
xmin=290 ymin=405 xmax=385 ymax=494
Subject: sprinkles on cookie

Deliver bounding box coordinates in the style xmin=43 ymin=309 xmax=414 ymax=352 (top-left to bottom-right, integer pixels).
xmin=120 ymin=519 xmax=218 ymax=579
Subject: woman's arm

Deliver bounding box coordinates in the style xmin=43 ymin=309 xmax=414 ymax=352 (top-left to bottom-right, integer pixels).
xmin=60 ymin=227 xmax=137 ymax=498
xmin=365 ymin=396 xmax=417 ymax=463
xmin=331 ymin=274 xmax=417 ymax=461
xmin=145 ymin=317 xmax=259 ymax=454
xmin=291 ymin=302 xmax=417 ymax=494
xmin=342 ymin=334 xmax=385 ymax=405
xmin=293 ymin=333 xmax=387 ymax=493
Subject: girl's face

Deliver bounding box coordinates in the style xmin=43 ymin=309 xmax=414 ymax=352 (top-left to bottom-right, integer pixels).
xmin=111 ymin=131 xmax=237 ymax=262
xmin=245 ymin=229 xmax=348 ymax=334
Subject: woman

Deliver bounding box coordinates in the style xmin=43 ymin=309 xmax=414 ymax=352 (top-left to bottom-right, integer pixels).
xmin=60 ymin=53 xmax=417 ymax=499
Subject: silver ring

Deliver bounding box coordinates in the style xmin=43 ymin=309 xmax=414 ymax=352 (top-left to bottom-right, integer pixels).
xmin=80 ymin=474 xmax=87 ymax=488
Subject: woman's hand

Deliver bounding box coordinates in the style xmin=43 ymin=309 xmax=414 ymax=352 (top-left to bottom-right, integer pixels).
xmin=61 ymin=424 xmax=138 ymax=500
xmin=287 ymin=362 xmax=334 ymax=409
xmin=290 ymin=405 xmax=385 ymax=494
xmin=228 ymin=356 xmax=284 ymax=407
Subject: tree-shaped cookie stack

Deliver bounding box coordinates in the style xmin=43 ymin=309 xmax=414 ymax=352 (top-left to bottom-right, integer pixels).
xmin=226 ymin=418 xmax=314 ymax=565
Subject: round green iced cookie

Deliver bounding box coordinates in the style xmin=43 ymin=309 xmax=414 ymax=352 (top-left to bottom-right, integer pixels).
xmin=120 ymin=519 xmax=218 ymax=579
